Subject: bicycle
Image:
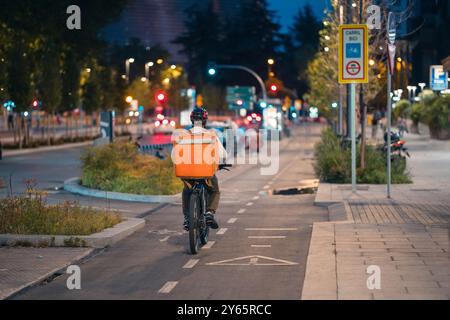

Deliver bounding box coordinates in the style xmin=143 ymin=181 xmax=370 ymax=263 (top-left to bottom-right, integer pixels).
xmin=187 ymin=164 xmax=232 ymax=254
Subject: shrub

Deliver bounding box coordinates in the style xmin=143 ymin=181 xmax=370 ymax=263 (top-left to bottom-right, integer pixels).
xmin=410 ymin=103 xmax=424 ymax=126
xmin=393 ymin=99 xmax=411 ymax=121
xmin=0 ymin=196 xmax=121 ymax=236
xmin=81 ymin=141 xmax=183 ymax=195
xmin=314 ymin=128 xmax=411 ymax=184
xmin=422 ymin=95 xmax=450 ymax=139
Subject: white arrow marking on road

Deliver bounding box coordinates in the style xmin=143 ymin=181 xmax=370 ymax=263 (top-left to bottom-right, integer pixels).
xmin=183 ymin=259 xmax=200 ymax=269
xmin=160 ymin=236 xmax=169 ymax=242
xmin=158 ymin=281 xmax=178 ymax=293
xmin=248 ymin=236 xmax=286 ymax=239
xmin=206 ymin=255 xmax=298 ymax=266
xmin=227 ymin=218 xmax=237 ymax=224
xmin=251 ymin=245 xmax=272 ymax=248
xmin=217 ymin=228 xmax=228 ymax=235
xmin=237 ymin=209 xmax=246 ymax=214
xmin=203 ymin=241 xmax=215 ymax=249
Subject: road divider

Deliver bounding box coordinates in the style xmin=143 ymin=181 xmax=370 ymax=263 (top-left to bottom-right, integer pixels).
xmin=64 ymin=177 xmax=181 ymax=203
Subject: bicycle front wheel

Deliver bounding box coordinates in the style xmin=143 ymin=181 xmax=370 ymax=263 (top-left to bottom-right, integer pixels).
xmin=188 ymin=191 xmax=200 ymax=254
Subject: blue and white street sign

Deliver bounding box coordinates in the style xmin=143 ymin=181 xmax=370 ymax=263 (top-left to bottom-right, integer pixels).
xmin=430 ymin=65 xmax=448 ymax=91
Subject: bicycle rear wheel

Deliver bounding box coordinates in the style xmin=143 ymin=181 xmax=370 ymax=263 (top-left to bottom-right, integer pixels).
xmin=199 ymin=188 xmax=209 ymax=245
xmin=188 ymin=192 xmax=200 ymax=254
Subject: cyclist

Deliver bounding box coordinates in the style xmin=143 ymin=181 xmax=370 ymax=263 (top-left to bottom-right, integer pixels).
xmin=182 ymin=106 xmax=227 ymax=231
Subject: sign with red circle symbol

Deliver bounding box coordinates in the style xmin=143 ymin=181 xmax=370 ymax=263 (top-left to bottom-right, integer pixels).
xmin=338 ymin=25 xmax=368 ymax=83
xmin=346 ymin=61 xmax=361 ymax=76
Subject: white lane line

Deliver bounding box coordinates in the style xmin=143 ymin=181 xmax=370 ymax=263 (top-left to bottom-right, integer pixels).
xmin=183 ymin=259 xmax=200 ymax=269
xmin=248 ymin=236 xmax=286 ymax=239
xmin=252 ymin=196 xmax=259 ymax=200
xmin=160 ymin=236 xmax=170 ymax=242
xmin=227 ymin=218 xmax=237 ymax=224
xmin=158 ymin=281 xmax=178 ymax=294
xmin=246 ymin=202 xmax=253 ymax=206
xmin=245 ymin=228 xmax=298 ymax=231
xmin=217 ymin=228 xmax=228 ymax=235
xmin=251 ymin=245 xmax=272 ymax=248
xmin=237 ymin=208 xmax=246 ymax=214
xmin=203 ymin=241 xmax=216 ymax=249
xmin=263 ymin=185 xmax=270 ymax=189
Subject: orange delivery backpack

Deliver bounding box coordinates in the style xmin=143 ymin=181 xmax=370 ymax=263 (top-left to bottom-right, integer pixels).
xmin=172 ymin=130 xmax=219 ymax=179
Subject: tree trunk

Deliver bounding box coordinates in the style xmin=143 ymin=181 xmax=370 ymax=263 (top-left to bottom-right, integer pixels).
xmin=13 ymin=114 xmax=17 ymax=145
xmin=47 ymin=114 xmax=51 ymax=146
xmin=18 ymin=115 xmax=23 ymax=149
xmin=359 ymin=85 xmax=367 ymax=170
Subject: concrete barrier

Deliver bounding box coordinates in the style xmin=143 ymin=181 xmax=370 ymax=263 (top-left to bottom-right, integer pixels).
xmin=63 ymin=177 xmax=181 ymax=203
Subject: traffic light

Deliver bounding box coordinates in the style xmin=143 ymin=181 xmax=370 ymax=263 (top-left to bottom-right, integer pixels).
xmin=270 ymin=84 xmax=278 ymax=92
xmin=156 ymin=92 xmax=166 ymax=103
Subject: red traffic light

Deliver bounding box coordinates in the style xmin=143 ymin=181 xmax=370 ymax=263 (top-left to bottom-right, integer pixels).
xmin=270 ymin=84 xmax=278 ymax=92
xmin=156 ymin=92 xmax=166 ymax=102
xmin=32 ymin=100 xmax=38 ymax=107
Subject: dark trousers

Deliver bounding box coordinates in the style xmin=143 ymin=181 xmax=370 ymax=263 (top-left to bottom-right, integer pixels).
xmin=182 ymin=175 xmax=220 ymax=216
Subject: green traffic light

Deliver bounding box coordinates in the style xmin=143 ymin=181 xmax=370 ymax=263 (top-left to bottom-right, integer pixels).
xmin=208 ymin=68 xmax=216 ymax=76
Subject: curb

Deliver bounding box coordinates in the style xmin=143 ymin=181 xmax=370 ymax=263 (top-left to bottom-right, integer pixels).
xmin=1 ymin=249 xmax=94 ymax=300
xmin=63 ymin=177 xmax=181 ymax=203
xmin=301 ymin=222 xmax=337 ymax=300
xmin=3 ymin=141 xmax=93 ymax=157
xmin=0 ymin=218 xmax=145 ymax=248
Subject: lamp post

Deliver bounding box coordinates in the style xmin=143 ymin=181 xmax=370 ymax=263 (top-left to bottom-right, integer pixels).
xmin=125 ymin=58 xmax=135 ymax=84
xmin=145 ymin=61 xmax=154 ymax=81
xmin=418 ymin=82 xmax=426 ymax=92
xmin=208 ymin=64 xmax=267 ymax=101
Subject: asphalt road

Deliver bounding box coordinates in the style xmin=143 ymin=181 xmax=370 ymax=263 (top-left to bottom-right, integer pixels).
xmin=14 ymin=123 xmax=328 ymax=300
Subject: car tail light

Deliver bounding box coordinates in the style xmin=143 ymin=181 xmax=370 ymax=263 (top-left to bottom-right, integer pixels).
xmin=247 ymin=116 xmax=252 ymax=121
xmin=256 ymin=116 xmax=262 ymax=122
xmin=170 ymin=120 xmax=176 ymax=127
xmin=156 ymin=114 xmax=164 ymax=120
xmin=163 ymin=119 xmax=169 ymax=125
xmin=155 ymin=120 xmax=161 ymax=127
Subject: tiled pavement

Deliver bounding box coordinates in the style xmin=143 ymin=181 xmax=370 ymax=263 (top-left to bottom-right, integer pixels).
xmin=303 ymin=130 xmax=450 ymax=300
xmin=0 ymin=247 xmax=92 ymax=299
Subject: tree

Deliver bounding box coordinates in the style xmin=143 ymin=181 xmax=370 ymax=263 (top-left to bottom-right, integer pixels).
xmin=174 ymin=1 xmax=223 ymax=87
xmin=223 ymin=0 xmax=281 ymax=79
xmin=281 ymin=4 xmax=321 ymax=96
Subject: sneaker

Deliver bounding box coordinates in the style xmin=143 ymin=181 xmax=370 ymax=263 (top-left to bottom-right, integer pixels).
xmin=183 ymin=215 xmax=190 ymax=231
xmin=205 ymin=212 xmax=219 ymax=229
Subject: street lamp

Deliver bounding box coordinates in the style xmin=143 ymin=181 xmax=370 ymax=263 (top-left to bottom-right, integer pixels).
xmin=145 ymin=62 xmax=154 ymax=81
xmin=267 ymin=59 xmax=274 ymax=65
xmin=418 ymin=82 xmax=426 ymax=92
xmin=125 ymin=58 xmax=135 ymax=84
xmin=208 ymin=64 xmax=268 ymax=101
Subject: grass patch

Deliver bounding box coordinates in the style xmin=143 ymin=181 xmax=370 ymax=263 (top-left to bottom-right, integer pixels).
xmin=81 ymin=141 xmax=183 ymax=195
xmin=0 ymin=195 xmax=122 ymax=236
xmin=314 ymin=128 xmax=412 ymax=184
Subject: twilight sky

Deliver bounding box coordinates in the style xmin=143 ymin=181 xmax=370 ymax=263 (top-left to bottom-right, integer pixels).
xmin=268 ymin=0 xmax=328 ymax=32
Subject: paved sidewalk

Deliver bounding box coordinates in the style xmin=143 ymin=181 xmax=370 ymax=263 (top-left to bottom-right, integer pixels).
xmin=0 ymin=247 xmax=92 ymax=299
xmin=303 ymin=131 xmax=450 ymax=300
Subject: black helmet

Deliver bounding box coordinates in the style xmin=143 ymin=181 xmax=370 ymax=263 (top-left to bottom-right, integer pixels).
xmin=190 ymin=107 xmax=208 ymax=126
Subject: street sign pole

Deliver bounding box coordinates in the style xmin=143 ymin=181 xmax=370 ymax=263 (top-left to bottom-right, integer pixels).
xmin=386 ymin=12 xmax=396 ymax=199
xmin=350 ymin=83 xmax=356 ymax=192
xmin=338 ymin=24 xmax=368 ymax=194
xmin=387 ymin=71 xmax=392 ymax=198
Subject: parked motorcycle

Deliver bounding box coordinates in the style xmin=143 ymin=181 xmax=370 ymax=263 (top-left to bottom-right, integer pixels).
xmin=379 ymin=130 xmax=410 ymax=160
